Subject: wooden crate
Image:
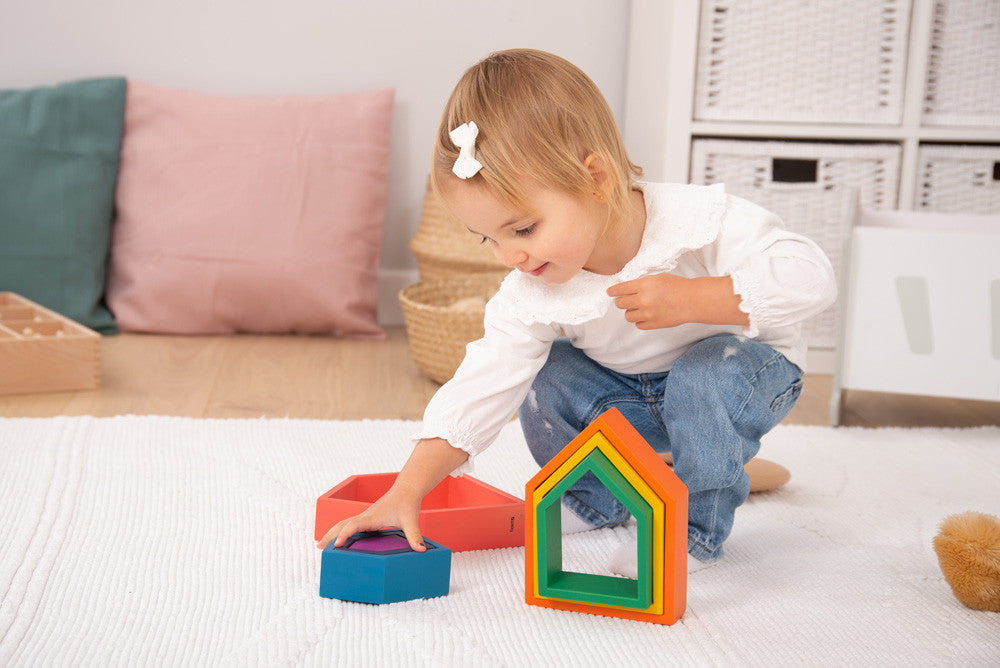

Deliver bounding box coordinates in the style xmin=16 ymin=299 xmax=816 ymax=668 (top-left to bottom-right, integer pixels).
xmin=0 ymin=292 xmax=101 ymax=394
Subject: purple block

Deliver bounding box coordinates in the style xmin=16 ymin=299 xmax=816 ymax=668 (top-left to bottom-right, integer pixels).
xmin=348 ymin=533 xmax=412 ymax=553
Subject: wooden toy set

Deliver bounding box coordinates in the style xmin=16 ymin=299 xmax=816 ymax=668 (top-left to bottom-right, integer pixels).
xmin=0 ymin=292 xmax=100 ymax=395
xmin=524 ymin=408 xmax=689 ymax=625
xmin=317 ymin=410 xmax=689 ymax=623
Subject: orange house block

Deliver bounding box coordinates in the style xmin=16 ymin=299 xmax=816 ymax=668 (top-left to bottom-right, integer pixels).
xmin=524 ymin=408 xmax=688 ymax=625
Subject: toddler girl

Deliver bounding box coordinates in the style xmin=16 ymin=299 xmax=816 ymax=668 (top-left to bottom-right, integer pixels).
xmin=318 ymin=49 xmax=836 ymax=572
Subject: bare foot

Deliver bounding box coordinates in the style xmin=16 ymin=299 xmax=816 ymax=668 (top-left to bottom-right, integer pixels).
xmin=659 ymin=452 xmax=791 ymax=492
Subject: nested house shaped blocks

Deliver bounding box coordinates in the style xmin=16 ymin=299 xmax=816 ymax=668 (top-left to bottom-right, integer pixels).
xmin=524 ymin=408 xmax=689 ymax=625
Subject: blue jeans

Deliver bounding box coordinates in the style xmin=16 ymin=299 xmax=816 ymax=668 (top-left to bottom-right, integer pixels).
xmin=519 ymin=334 xmax=803 ymax=563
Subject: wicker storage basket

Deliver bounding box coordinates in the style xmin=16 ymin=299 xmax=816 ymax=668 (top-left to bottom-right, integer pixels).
xmin=917 ymin=144 xmax=1000 ymax=214
xmin=923 ymin=0 xmax=1000 ymax=128
xmin=691 ymin=138 xmax=902 ymax=348
xmin=399 ymin=276 xmax=502 ymax=385
xmin=409 ymin=179 xmax=509 ymax=282
xmin=693 ymin=0 xmax=911 ymax=125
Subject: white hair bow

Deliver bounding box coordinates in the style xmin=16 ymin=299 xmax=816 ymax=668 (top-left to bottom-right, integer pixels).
xmin=449 ymin=122 xmax=483 ymax=179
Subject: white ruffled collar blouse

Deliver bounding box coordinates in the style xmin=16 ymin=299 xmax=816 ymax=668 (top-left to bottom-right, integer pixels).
xmin=496 ymin=182 xmax=728 ymax=325
xmin=415 ymin=180 xmax=837 ymax=472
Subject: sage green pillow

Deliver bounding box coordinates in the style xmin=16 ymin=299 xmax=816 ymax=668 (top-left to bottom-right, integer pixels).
xmin=0 ymin=77 xmax=126 ymax=332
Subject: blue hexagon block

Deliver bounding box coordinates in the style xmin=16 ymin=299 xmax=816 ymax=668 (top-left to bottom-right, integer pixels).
xmin=320 ymin=529 xmax=451 ymax=604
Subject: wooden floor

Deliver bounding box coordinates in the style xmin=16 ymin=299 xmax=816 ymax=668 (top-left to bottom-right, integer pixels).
xmin=4 ymin=326 xmax=1000 ymax=428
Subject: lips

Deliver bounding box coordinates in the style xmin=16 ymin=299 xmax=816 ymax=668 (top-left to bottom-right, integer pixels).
xmin=528 ymin=263 xmax=548 ymax=277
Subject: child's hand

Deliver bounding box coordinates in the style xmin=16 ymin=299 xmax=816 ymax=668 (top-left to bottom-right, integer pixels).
xmin=317 ymin=437 xmax=469 ymax=553
xmin=607 ymin=273 xmax=749 ymax=330
xmin=316 ymin=484 xmax=426 ymax=552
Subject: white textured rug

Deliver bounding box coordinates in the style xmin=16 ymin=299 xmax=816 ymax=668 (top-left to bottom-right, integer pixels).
xmin=1 ymin=416 xmax=998 ymax=666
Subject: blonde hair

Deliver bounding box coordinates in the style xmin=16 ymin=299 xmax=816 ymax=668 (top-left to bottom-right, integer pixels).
xmin=431 ymin=49 xmax=642 ymax=228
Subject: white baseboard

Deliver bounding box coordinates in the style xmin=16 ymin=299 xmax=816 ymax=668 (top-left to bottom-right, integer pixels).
xmin=377 ymin=268 xmax=419 ymax=326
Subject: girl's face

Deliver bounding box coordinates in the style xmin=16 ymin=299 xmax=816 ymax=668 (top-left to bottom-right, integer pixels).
xmin=445 ymin=181 xmax=613 ymax=285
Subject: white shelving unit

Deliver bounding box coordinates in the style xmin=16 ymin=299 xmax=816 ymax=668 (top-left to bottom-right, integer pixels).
xmin=626 ymin=0 xmax=1000 ymax=198
xmin=624 ymin=0 xmax=1000 ymax=372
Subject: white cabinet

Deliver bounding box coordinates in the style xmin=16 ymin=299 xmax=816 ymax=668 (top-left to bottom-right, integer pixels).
xmin=830 ymin=206 xmax=1000 ymax=423
xmin=625 ymin=0 xmax=1000 ymax=368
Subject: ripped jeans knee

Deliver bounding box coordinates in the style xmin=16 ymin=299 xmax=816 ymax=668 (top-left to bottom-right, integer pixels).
xmin=518 ymin=335 xmax=802 ymax=557
xmin=518 ymin=340 xmax=668 ymax=527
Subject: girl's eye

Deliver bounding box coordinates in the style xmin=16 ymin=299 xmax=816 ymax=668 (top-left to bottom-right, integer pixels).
xmin=515 ymin=224 xmax=536 ymax=238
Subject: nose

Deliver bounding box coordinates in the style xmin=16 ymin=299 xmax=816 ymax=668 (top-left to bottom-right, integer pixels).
xmin=497 ymin=244 xmax=528 ymax=269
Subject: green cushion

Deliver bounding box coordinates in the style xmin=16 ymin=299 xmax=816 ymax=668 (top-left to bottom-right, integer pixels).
xmin=0 ymin=77 xmax=127 ymax=333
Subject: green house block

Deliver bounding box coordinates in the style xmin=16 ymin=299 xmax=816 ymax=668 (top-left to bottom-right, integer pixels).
xmin=536 ymin=448 xmax=653 ymax=609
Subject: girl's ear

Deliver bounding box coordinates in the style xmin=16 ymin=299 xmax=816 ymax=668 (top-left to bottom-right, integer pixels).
xmin=583 ymin=153 xmax=613 ymax=202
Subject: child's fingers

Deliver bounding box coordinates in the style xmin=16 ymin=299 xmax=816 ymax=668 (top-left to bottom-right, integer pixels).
xmin=398 ymin=520 xmax=427 ymax=553
xmin=611 ymin=294 xmax=639 ymax=311
xmin=606 ymin=280 xmax=638 ymax=297
xmin=317 ymin=509 xmax=425 ymax=552
xmin=332 ymin=522 xmax=357 ymax=547
xmin=622 ymin=307 xmax=643 ymax=323
xmin=316 ymin=516 xmax=374 ymax=549
xmin=317 ymin=518 xmax=356 ymax=549
xmin=334 ymin=516 xmax=384 ymax=547
xmin=316 ymin=522 xmax=342 ymax=549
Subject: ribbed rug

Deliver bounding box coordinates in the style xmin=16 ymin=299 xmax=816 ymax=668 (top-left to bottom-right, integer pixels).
xmin=0 ymin=416 xmax=997 ymax=666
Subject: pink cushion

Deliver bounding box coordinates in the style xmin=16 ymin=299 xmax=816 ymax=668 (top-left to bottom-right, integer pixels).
xmin=106 ymin=80 xmax=393 ymax=338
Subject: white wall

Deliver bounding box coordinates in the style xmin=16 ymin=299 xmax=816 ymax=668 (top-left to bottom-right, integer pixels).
xmin=0 ymin=0 xmax=633 ymax=324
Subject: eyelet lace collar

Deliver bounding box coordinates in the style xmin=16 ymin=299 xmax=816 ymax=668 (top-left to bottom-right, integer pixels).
xmin=495 ymin=182 xmax=727 ymax=325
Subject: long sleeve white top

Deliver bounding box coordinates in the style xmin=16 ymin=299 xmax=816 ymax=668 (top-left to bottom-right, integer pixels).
xmin=415 ymin=182 xmax=837 ymax=473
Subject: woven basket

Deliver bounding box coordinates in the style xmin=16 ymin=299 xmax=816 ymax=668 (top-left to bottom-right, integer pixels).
xmin=399 ymin=276 xmax=502 ymax=385
xmin=923 ymin=0 xmax=1000 ymax=128
xmin=693 ymin=0 xmax=910 ymax=125
xmin=917 ymin=144 xmax=1000 ymax=214
xmin=691 ymin=138 xmax=901 ymax=348
xmin=409 ymin=179 xmax=509 ymax=281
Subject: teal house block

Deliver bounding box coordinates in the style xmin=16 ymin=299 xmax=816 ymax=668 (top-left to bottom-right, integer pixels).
xmin=320 ymin=529 xmax=451 ymax=604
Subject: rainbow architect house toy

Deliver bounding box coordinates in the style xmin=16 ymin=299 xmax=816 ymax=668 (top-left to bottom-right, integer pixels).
xmin=524 ymin=408 xmax=689 ymax=625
